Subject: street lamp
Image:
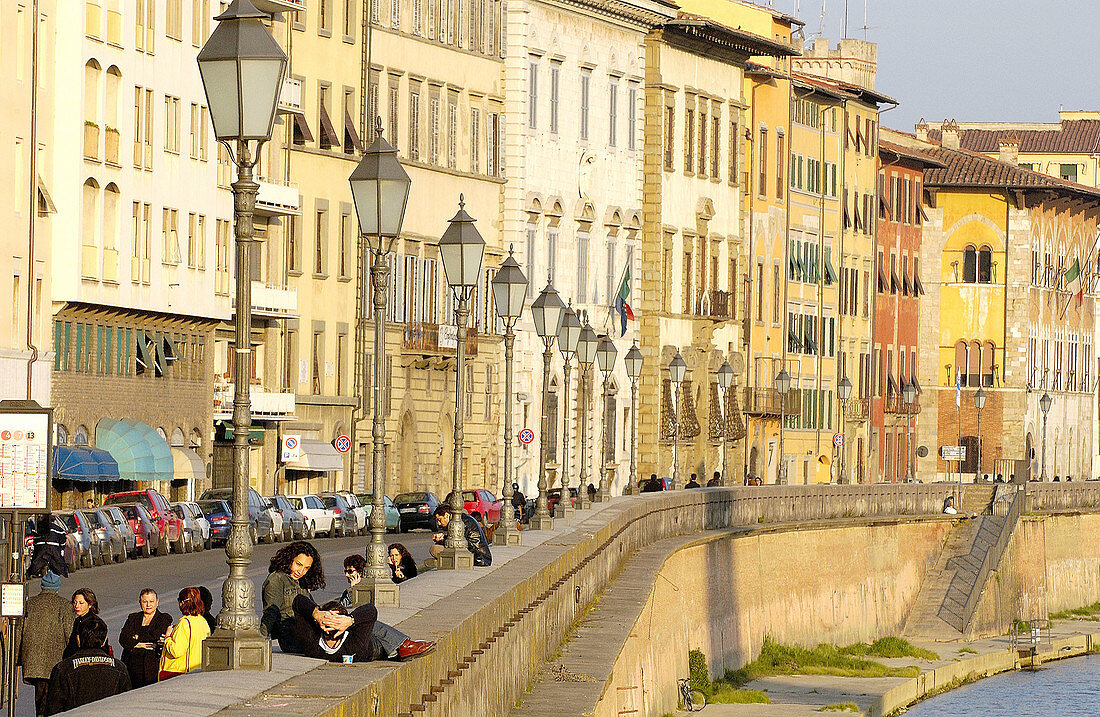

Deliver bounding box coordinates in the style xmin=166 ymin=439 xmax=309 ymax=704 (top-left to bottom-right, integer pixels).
xmin=717 ymin=361 xmax=734 ymax=486
xmin=575 ymin=318 xmax=599 ymax=508
xmin=973 ymin=387 xmax=986 ymax=484
xmin=624 ymin=341 xmax=643 ymax=494
xmin=837 ymin=376 xmax=852 ymax=484
xmin=595 ymin=334 xmax=617 ymax=502
xmin=347 ymin=120 xmax=412 ymax=608
xmin=491 ymin=247 xmax=527 ymax=546
xmin=669 ymin=353 xmax=687 ymax=489
xmin=903 ymin=380 xmax=917 ymax=483
xmin=196 ymin=0 xmax=286 ymax=672
xmin=1040 ymin=391 xmax=1052 ymax=482
xmin=437 ymin=195 xmax=485 ymax=569
xmin=555 ymin=304 xmax=582 ymax=518
xmin=529 ymin=281 xmax=565 ymax=530
xmin=774 ymin=368 xmax=790 ymax=485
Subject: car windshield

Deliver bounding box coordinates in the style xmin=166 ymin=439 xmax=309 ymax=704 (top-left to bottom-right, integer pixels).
xmin=197 ymin=500 xmax=226 ymax=515
xmin=395 ymin=493 xmax=430 ymax=503
xmin=287 ymin=497 xmax=304 ymax=509
xmin=462 ymin=491 xmax=478 ymax=502
xmin=171 ymin=506 xmax=184 ymax=519
xmin=321 ymin=496 xmax=340 ymax=509
xmin=60 ymin=514 xmax=78 ymax=532
xmin=344 ymin=494 xmax=360 ymax=508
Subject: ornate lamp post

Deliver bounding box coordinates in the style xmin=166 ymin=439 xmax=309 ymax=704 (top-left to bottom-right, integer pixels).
xmin=903 ymin=380 xmax=917 ymax=483
xmin=529 ymin=281 xmax=565 ymax=530
xmin=347 ymin=120 xmax=412 ymax=607
xmin=669 ymin=353 xmax=687 ymax=489
xmin=555 ymin=304 xmax=582 ymax=518
xmin=973 ymin=387 xmax=986 ymax=483
xmin=575 ymin=318 xmax=599 ymax=508
xmin=595 ymin=334 xmax=617 ymax=502
xmin=437 ymin=196 xmax=485 ymax=569
xmin=491 ymin=248 xmax=527 ymax=546
xmin=838 ymin=376 xmax=852 ymax=484
xmin=197 ymin=0 xmax=286 ymax=672
xmin=624 ymin=341 xmax=642 ymax=494
xmin=774 ymin=368 xmax=791 ymax=485
xmin=717 ymin=360 xmax=734 ymax=486
xmin=1040 ymin=391 xmax=1052 ymax=482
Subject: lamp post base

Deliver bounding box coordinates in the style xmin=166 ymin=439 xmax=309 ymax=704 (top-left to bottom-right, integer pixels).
xmin=201 ymin=629 xmax=271 ymax=672
xmin=594 ymin=493 xmax=611 ymax=503
xmin=438 ymin=546 xmax=474 ymax=570
xmin=351 ymin=577 xmax=400 ymax=607
xmin=529 ymin=514 xmax=554 ymax=531
xmin=556 ymin=504 xmax=575 ymax=519
xmin=492 ymin=520 xmax=521 ymax=546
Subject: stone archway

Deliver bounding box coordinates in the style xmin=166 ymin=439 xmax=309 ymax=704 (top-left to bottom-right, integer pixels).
xmin=399 ymin=412 xmax=417 ymax=494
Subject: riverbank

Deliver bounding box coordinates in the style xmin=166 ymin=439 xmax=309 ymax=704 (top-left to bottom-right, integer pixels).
xmin=697 ymin=619 xmax=1099 ymax=716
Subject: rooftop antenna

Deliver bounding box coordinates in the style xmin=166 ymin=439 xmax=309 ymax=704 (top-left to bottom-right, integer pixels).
xmin=843 ymin=0 xmax=848 ymax=38
xmin=862 ymin=0 xmax=870 ymax=40
xmin=816 ymin=0 xmax=827 ymax=39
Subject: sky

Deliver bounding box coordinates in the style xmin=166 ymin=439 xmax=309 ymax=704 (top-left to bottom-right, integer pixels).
xmin=769 ymin=0 xmax=1100 ymax=132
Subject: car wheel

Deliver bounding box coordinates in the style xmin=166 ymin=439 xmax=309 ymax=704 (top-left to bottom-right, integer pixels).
xmin=205 ymin=537 xmax=212 ymax=550
xmin=307 ymin=521 xmax=315 ymax=539
xmin=399 ymin=520 xmax=407 ymax=534
xmin=196 ymin=534 xmax=205 ymax=552
xmin=174 ymin=535 xmax=187 ymax=554
xmin=141 ymin=541 xmax=152 ymax=558
xmin=118 ymin=542 xmax=127 ymax=562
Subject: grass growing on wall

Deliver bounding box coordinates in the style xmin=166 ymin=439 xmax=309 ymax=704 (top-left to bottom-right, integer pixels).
xmin=1049 ymin=601 xmax=1100 ymax=621
xmin=724 ymin=638 xmax=922 ymax=686
xmin=688 ymin=649 xmax=771 ymax=704
xmin=839 ymin=637 xmax=939 ymax=661
xmin=819 ymin=703 xmax=860 ymax=712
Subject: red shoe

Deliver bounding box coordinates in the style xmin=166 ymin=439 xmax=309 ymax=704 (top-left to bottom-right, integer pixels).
xmin=397 ymin=638 xmax=436 ymax=660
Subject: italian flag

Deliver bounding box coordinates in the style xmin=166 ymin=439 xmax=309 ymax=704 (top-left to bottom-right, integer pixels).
xmin=614 ymin=267 xmax=634 ymax=337
xmin=1066 ymin=257 xmax=1083 ymax=305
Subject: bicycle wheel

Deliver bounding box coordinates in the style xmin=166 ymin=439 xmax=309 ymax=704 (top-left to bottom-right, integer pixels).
xmin=688 ymin=690 xmax=707 ymax=711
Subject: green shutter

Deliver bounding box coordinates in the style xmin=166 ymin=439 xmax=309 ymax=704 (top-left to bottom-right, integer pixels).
xmin=53 ymin=321 xmax=62 ymax=371
xmin=75 ymin=324 xmax=84 ymax=372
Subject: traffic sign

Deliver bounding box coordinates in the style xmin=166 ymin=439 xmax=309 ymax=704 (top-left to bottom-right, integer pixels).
xmin=281 ymin=435 xmax=300 ymax=462
xmin=518 ymin=428 xmax=535 ymax=445
xmin=833 ymin=433 xmax=844 ymax=447
xmin=940 ymin=445 xmax=967 ymax=461
xmin=335 ymin=435 xmax=351 ymax=453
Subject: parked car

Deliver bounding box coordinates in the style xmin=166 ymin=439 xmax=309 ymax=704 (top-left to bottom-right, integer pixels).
xmin=91 ymin=509 xmax=127 ymax=563
xmin=200 ymin=488 xmax=277 ymax=544
xmin=58 ymin=511 xmax=102 ymax=568
xmin=285 ymin=494 xmax=341 ymax=537
xmin=169 ymin=504 xmax=200 ymax=553
xmin=102 ymin=507 xmax=137 ymax=558
xmin=268 ymin=495 xmax=308 ymax=539
xmin=393 ymin=491 xmax=442 ymax=532
xmin=461 ymin=489 xmax=504 ymax=524
xmin=104 ymin=489 xmax=184 ymax=553
xmin=335 ymin=492 xmax=369 ymax=536
xmin=181 ymin=502 xmax=212 ymax=549
xmin=265 ymin=501 xmax=286 ymax=542
xmin=356 ymin=493 xmax=400 ymax=532
xmin=547 ymin=488 xmax=578 ymax=517
xmin=319 ymin=493 xmax=358 ymax=537
xmin=24 ymin=515 xmax=79 ymax=573
xmin=114 ymin=503 xmax=162 ymax=557
xmin=197 ymin=499 xmax=232 ymax=546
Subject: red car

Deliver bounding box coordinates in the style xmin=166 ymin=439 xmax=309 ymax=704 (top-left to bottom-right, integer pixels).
xmin=462 ymin=489 xmax=504 ymax=524
xmin=547 ymin=487 xmax=578 ymax=517
xmin=105 ymin=488 xmax=183 ymax=553
xmin=114 ymin=503 xmax=163 ymax=557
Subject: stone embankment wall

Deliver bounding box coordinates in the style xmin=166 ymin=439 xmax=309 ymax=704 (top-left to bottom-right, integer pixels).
xmin=594 ymin=519 xmax=953 ymax=717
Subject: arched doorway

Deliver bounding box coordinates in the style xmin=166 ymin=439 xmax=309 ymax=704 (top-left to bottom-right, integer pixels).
xmin=1025 ymin=432 xmax=1034 ymax=480
xmin=399 ymin=412 xmax=416 ymax=494
xmin=748 ymin=444 xmax=759 ymax=482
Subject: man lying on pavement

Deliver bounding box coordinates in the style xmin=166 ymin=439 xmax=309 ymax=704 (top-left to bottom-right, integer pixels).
xmin=287 ymin=594 xmax=434 ymax=662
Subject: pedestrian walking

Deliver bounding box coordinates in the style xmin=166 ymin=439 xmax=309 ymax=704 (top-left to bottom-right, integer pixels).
xmin=158 ymin=588 xmax=210 ymax=680
xmin=510 ymin=483 xmax=526 ymax=522
xmin=45 ymin=615 xmax=130 ymax=715
xmin=18 ymin=571 xmax=74 ymax=716
xmin=706 ymin=471 xmax=722 ymax=487
xmin=260 ymin=542 xmax=326 ymax=653
xmin=684 ymin=474 xmax=701 ymax=489
xmin=118 ymin=589 xmax=172 ymax=688
xmin=26 ymin=514 xmax=68 ymax=579
xmin=387 ymin=544 xmax=418 ymax=584
xmin=64 ymin=588 xmax=109 ymax=659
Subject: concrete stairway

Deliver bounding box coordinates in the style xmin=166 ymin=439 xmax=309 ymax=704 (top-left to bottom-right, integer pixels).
xmin=901 ymin=512 xmax=1005 ymax=640
xmin=959 ymin=484 xmax=996 ymax=515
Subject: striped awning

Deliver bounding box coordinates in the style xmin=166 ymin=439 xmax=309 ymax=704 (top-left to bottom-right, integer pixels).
xmin=53 ymin=446 xmax=120 ymax=483
xmin=95 ymin=419 xmax=173 ymax=482
xmin=171 ymin=446 xmax=206 ymax=483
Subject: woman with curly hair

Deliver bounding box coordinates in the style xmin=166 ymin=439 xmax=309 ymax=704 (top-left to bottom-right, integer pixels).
xmin=260 ymin=541 xmax=325 ymax=653
xmin=387 ymin=543 xmax=418 ymax=584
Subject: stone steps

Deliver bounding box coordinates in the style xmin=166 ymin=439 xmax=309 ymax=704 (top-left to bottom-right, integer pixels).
xmin=960 ymin=485 xmax=996 ymax=515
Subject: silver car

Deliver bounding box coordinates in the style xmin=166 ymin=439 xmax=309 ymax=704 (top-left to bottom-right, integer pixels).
xmin=182 ymin=502 xmax=212 ymax=549
xmin=103 ymin=506 xmax=138 ymax=558
xmin=169 ymin=504 xmax=199 ymax=553
xmin=91 ymin=509 xmax=127 ymax=563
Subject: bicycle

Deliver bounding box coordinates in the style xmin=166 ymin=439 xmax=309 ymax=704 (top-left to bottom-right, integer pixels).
xmin=678 ymin=678 xmax=707 ymax=712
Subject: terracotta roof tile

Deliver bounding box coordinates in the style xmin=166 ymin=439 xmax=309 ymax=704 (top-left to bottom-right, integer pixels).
xmin=926 ymin=120 xmax=1100 ymax=154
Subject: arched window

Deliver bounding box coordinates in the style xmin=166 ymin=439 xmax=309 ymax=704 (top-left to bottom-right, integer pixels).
xmin=954 ymin=340 xmax=968 ymax=386
xmin=170 ymin=427 xmax=185 ymax=446
xmin=190 ymin=428 xmax=203 ymax=449
xmin=82 ymin=178 xmax=100 ymax=279
xmin=962 ymin=245 xmax=977 ymax=283
xmin=104 ymin=66 xmax=122 ymax=163
xmin=969 ymin=340 xmax=982 ymax=387
xmin=983 ymin=341 xmax=996 ymax=387
xmin=978 ymin=246 xmax=992 ymax=283
xmin=83 ymin=60 xmax=102 ymax=160
xmin=102 ymin=183 xmax=120 ymax=281
xmin=56 ymin=424 xmax=69 ymax=446
xmin=74 ymin=425 xmax=90 ymax=446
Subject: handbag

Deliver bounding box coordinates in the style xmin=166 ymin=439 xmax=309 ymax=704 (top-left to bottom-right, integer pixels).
xmin=158 ymin=617 xmax=195 ymax=680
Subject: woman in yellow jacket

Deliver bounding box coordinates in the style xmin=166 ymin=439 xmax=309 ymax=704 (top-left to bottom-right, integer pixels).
xmin=158 ymin=587 xmax=211 ymax=680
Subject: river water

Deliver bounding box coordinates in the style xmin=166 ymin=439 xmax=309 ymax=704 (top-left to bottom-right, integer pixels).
xmin=903 ymin=654 xmax=1100 ymax=715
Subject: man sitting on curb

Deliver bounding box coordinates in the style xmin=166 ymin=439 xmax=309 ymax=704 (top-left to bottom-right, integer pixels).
xmin=287 ymin=594 xmax=434 ymax=662
xmin=429 ymin=504 xmax=492 ymax=567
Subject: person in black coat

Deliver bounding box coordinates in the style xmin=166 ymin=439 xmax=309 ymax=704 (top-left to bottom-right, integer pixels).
xmin=286 ymin=595 xmax=381 ymax=662
xmin=429 ymin=505 xmax=492 ymax=567
xmin=27 ymin=514 xmax=68 ymax=579
xmin=46 ymin=615 xmax=130 ymax=715
xmin=117 ymin=589 xmax=173 ymax=688
xmin=198 ymin=585 xmax=218 ymax=634
xmin=64 ymin=589 xmax=110 ymax=659
xmin=387 ymin=543 xmax=418 ymax=584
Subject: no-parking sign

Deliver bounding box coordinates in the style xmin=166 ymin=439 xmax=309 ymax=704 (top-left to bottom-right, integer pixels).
xmin=518 ymin=428 xmax=535 ymax=445
xmin=281 ymin=435 xmax=300 ymax=462
xmin=833 ymin=433 xmax=844 ymax=447
xmin=335 ymin=435 xmax=351 ymax=453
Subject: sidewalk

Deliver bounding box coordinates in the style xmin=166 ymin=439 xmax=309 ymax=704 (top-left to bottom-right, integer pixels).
xmin=69 ymin=500 xmax=621 ymax=716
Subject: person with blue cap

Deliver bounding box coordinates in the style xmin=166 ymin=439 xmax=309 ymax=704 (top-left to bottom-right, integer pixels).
xmin=19 ymin=571 xmax=75 ymax=716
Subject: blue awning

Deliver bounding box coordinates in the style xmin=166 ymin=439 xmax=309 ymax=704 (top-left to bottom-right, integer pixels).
xmin=96 ymin=418 xmax=173 ymax=482
xmin=53 ymin=446 xmax=121 ymax=482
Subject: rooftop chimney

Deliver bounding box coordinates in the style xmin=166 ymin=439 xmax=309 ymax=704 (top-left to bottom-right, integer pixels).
xmin=915 ymin=118 xmax=929 ymax=142
xmin=941 ymin=119 xmax=960 ymax=150
xmin=998 ymin=135 xmax=1020 ymax=165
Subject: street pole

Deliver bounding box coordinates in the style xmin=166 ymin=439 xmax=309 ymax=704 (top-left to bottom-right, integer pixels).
xmin=628 ymin=378 xmax=638 ymax=492
xmin=672 ymin=378 xmax=681 ymax=490
xmin=840 ymin=398 xmax=848 ymax=484
xmin=558 ymin=357 xmax=574 ymax=517
xmin=577 ymin=363 xmax=591 ymax=508
xmin=907 ymin=400 xmax=914 ymax=483
xmin=778 ymin=397 xmax=785 ymax=485
xmin=722 ymin=389 xmax=730 ymax=487
xmin=531 ymin=343 xmax=554 ymax=529
xmin=976 ymin=402 xmax=982 ymax=484
xmin=441 ymin=295 xmax=473 ymax=569
xmin=598 ymin=369 xmax=612 ymax=501
xmin=491 ymin=245 xmax=527 ymax=546
xmin=1042 ymin=409 xmax=1048 ymax=482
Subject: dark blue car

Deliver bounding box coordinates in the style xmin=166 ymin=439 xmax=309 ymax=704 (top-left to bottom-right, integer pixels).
xmin=197 ymin=499 xmax=232 ymax=545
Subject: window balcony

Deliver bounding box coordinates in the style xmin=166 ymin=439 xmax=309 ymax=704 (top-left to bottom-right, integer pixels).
xmin=742 ymin=388 xmax=799 ymax=417
xmin=403 ymin=322 xmax=479 ymax=357
xmin=231 ymin=281 xmax=298 ymax=319
xmin=884 ymin=395 xmax=922 ymax=415
xmin=255 ymin=179 xmax=300 ymax=216
xmin=213 ymin=387 xmax=295 ymax=421
xmin=277 ymin=77 xmax=302 ymax=114
xmin=699 ymin=289 xmax=733 ymax=319
xmin=845 ymin=397 xmax=870 ymax=421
